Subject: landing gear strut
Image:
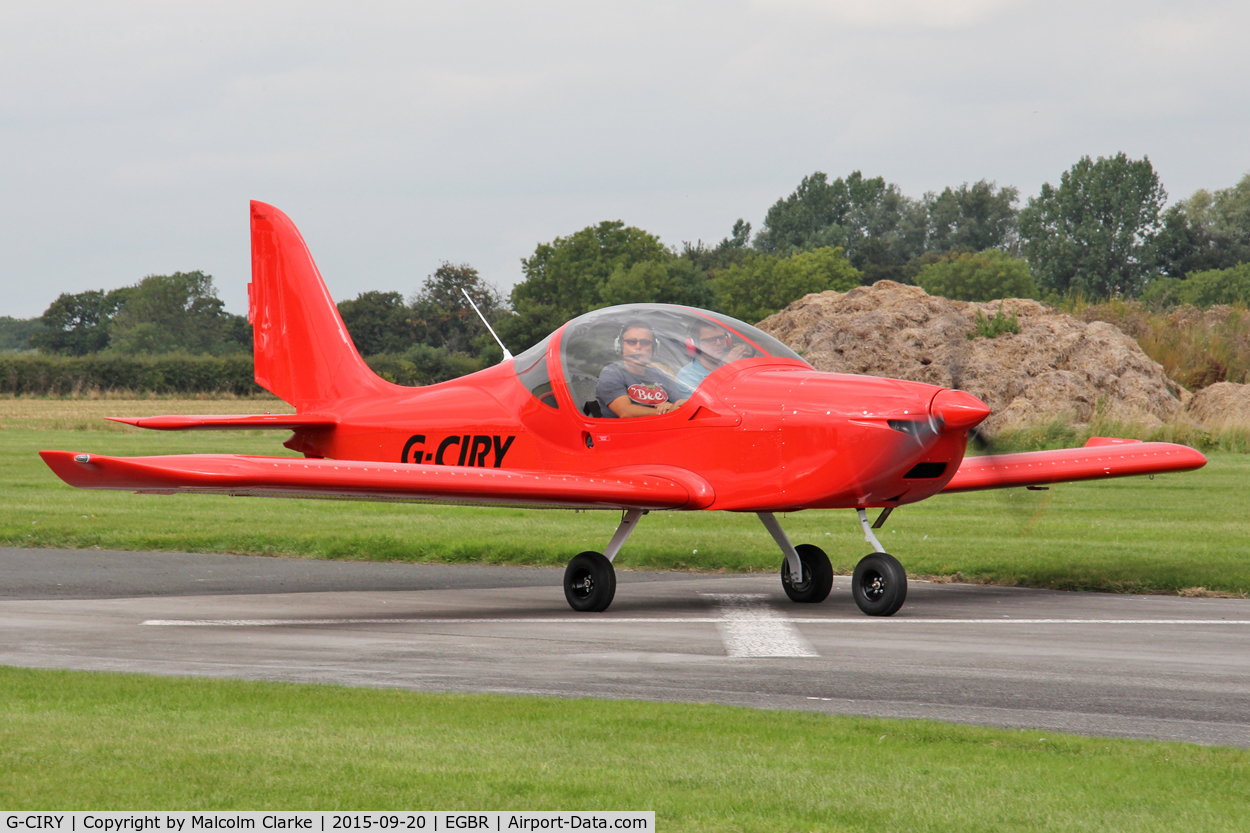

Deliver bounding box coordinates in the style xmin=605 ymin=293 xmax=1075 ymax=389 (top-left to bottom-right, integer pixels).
xmin=851 ymin=508 xmax=907 ymax=616
xmin=758 ymin=512 xmax=833 ymax=603
xmin=758 ymin=509 xmax=908 ymax=615
xmin=562 ymin=509 xmax=643 ymax=613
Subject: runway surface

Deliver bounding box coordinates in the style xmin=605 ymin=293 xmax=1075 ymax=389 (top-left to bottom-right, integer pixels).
xmin=3 ymin=547 xmax=1249 ymax=747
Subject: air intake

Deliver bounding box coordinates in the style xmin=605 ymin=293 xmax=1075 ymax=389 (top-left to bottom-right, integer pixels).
xmin=904 ymin=462 xmax=948 ymax=479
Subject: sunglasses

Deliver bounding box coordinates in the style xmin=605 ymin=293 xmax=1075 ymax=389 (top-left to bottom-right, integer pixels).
xmin=622 ymin=338 xmax=654 ymax=347
xmin=699 ymin=334 xmax=730 ymax=345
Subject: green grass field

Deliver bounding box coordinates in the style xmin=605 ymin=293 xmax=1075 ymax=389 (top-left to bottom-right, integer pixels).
xmin=2 ymin=411 xmax=1247 ymax=595
xmin=2 ymin=667 xmax=1247 ymax=830
xmin=4 ymin=401 xmax=1249 ymax=826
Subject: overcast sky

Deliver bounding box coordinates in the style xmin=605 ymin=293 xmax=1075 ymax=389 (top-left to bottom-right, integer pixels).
xmin=2 ymin=0 xmax=1248 ymax=318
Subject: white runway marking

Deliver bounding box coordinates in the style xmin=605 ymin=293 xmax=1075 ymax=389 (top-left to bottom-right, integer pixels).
xmin=705 ymin=593 xmax=819 ymax=658
xmin=141 ymin=618 xmax=1250 ymax=627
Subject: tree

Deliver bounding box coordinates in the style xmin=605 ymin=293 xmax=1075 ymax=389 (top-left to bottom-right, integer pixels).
xmin=753 ymin=171 xmax=927 ymax=283
xmin=713 ymin=247 xmax=861 ymax=323
xmin=108 ymin=271 xmax=249 ymax=355
xmin=1155 ymin=173 xmax=1250 ymax=278
xmin=502 ymin=222 xmax=690 ymax=351
xmin=337 ymin=291 xmax=414 ymax=356
xmin=0 ymin=316 xmax=47 ymax=352
xmin=598 ymin=258 xmax=713 ymax=309
xmin=409 ymin=262 xmax=508 ymax=358
xmin=754 ymin=172 xmax=847 ymax=254
xmin=680 ymin=219 xmax=753 ymax=275
xmin=1018 ymin=153 xmax=1167 ymax=298
xmin=29 ymin=288 xmax=130 ymax=355
xmin=925 ymin=180 xmax=1020 ymax=253
xmin=1141 ymin=263 xmax=1250 ymax=308
xmin=914 ymin=250 xmax=1037 ymax=302
xmin=1216 ymin=173 xmax=1250 ymax=262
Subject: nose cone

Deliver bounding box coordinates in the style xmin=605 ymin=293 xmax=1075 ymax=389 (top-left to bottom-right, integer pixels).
xmin=930 ymin=389 xmax=991 ymax=433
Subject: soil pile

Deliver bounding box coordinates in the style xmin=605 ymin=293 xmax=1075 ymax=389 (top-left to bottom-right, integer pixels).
xmin=757 ymin=281 xmax=1188 ymax=434
xmin=1186 ymin=382 xmax=1250 ymax=427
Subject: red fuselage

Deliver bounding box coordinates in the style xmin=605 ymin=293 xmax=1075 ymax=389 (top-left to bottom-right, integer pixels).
xmin=285 ymin=339 xmax=972 ymax=513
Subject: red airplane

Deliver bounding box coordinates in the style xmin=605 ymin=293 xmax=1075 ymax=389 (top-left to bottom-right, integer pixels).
xmin=41 ymin=202 xmax=1208 ymax=616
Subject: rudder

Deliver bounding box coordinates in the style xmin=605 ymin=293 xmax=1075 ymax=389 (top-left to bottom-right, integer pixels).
xmin=249 ymin=201 xmax=386 ymax=410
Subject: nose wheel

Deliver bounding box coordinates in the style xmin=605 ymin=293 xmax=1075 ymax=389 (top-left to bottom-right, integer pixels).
xmin=760 ymin=509 xmax=911 ymax=616
xmin=852 ymin=552 xmax=907 ymax=616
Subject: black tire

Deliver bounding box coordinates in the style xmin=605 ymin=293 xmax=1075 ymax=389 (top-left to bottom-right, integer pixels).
xmin=563 ymin=551 xmax=616 ymax=612
xmin=852 ymin=552 xmax=907 ymax=616
xmin=781 ymin=544 xmax=834 ymax=603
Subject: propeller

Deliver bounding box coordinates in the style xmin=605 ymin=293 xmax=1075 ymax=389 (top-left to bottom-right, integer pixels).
xmin=945 ymin=307 xmax=1052 ymax=534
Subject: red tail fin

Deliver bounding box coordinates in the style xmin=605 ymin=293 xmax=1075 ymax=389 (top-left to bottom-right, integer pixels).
xmin=249 ymin=201 xmax=386 ymax=410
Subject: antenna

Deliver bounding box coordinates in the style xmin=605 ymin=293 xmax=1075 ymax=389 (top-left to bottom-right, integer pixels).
xmin=460 ymin=288 xmax=513 ymax=361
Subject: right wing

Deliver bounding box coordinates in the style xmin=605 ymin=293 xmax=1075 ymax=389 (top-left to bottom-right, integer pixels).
xmin=941 ymin=438 xmax=1206 ymax=494
xmin=39 ymin=451 xmax=714 ymax=511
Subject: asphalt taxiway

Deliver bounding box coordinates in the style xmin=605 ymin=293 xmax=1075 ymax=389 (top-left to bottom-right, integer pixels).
xmin=3 ymin=547 xmax=1248 ymax=747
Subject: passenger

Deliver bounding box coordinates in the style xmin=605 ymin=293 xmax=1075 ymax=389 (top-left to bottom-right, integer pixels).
xmin=675 ymin=320 xmax=754 ymax=396
xmin=595 ymin=321 xmax=687 ymax=417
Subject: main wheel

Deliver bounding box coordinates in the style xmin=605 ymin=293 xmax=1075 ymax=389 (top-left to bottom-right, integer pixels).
xmin=852 ymin=552 xmax=907 ymax=616
xmin=563 ymin=551 xmax=616 ymax=612
xmin=781 ymin=544 xmax=834 ymax=603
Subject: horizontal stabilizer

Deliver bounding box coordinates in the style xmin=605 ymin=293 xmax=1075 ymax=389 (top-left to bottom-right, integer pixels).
xmin=39 ymin=451 xmax=713 ymax=511
xmin=941 ymin=441 xmax=1206 ymax=494
xmin=107 ymin=414 xmax=338 ymax=431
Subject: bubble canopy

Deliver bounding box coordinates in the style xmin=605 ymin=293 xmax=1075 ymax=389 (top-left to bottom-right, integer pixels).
xmin=512 ymin=304 xmax=810 ymax=418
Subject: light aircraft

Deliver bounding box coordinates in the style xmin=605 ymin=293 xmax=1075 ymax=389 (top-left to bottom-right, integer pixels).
xmin=41 ymin=202 xmax=1208 ymax=616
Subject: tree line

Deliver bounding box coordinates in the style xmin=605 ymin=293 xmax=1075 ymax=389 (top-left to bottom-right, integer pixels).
xmin=5 ymin=154 xmax=1249 ymax=383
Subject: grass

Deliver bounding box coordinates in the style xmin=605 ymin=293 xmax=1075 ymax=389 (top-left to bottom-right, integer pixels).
xmin=2 ymin=398 xmax=1248 ymax=596
xmin=1 ymin=666 xmax=1247 ymax=830
xmin=989 ymin=413 xmax=1250 ymax=455
xmin=0 ymin=393 xmax=291 ymax=432
xmin=1071 ymin=298 xmax=1250 ymax=390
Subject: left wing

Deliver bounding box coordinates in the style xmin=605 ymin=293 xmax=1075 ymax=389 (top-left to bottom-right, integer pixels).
xmin=941 ymin=438 xmax=1206 ymax=494
xmin=39 ymin=451 xmax=714 ymax=511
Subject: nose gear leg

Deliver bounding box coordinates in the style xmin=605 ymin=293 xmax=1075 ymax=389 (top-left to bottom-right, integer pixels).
xmin=857 ymin=508 xmax=886 ymax=553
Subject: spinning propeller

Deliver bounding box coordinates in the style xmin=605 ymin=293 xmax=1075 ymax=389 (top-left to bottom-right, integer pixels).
xmin=945 ymin=311 xmax=1053 ymax=532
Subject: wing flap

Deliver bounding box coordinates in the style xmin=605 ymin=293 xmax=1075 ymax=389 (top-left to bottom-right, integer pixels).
xmin=107 ymin=414 xmax=337 ymax=431
xmin=941 ymin=441 xmax=1206 ymax=494
xmin=39 ymin=451 xmax=708 ymax=510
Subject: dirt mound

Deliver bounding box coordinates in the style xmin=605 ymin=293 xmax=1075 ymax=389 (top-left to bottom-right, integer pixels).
xmin=757 ymin=282 xmax=1188 ymax=433
xmin=1186 ymin=382 xmax=1250 ymax=427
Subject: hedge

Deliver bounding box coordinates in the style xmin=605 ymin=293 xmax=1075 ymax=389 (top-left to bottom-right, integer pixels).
xmin=0 ymin=353 xmax=262 ymax=396
xmin=0 ymin=347 xmax=495 ymax=395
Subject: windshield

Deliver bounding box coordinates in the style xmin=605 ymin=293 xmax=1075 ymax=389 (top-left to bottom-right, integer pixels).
xmin=513 ymin=333 xmax=558 ymax=409
xmin=558 ymin=304 xmax=809 ymax=418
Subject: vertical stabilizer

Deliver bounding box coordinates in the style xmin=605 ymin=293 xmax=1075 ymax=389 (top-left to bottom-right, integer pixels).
xmin=249 ymin=201 xmax=385 ymax=410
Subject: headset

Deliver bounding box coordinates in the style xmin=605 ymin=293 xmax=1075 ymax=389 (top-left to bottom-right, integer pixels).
xmin=614 ymin=321 xmax=653 ymax=356
xmin=685 ymin=321 xmax=731 ymax=357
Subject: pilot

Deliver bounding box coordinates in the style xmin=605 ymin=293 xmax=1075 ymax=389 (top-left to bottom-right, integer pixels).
xmin=675 ymin=320 xmax=754 ymax=397
xmin=595 ymin=321 xmax=687 ymax=417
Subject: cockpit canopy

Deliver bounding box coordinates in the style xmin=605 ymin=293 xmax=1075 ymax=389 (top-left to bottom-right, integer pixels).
xmin=513 ymin=304 xmax=810 ymax=417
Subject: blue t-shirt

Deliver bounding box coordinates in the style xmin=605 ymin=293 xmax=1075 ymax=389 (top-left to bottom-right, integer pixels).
xmin=595 ymin=363 xmax=681 ymax=418
xmin=675 ymin=360 xmax=713 ymax=398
